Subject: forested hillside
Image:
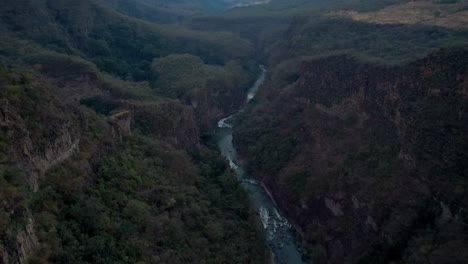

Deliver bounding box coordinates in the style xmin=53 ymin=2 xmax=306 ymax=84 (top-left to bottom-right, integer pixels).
xmin=235 ymin=48 xmax=468 ymax=263
xmin=97 ymin=0 xmax=262 ymax=24
xmin=0 ymin=0 xmax=467 ymax=263
xmin=3 ymin=1 xmax=253 ymax=77
xmin=0 ymin=0 xmax=267 ymax=263
xmin=230 ymin=0 xmax=468 ymax=263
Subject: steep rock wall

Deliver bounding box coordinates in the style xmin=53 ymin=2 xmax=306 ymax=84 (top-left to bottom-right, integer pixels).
xmin=0 ymin=70 xmax=83 ymax=263
xmin=235 ymin=48 xmax=468 ymax=263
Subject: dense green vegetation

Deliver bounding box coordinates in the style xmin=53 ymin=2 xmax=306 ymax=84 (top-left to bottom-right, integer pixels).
xmin=0 ymin=0 xmax=253 ymax=81
xmin=1 ymin=0 xmax=467 ymax=263
xmin=100 ymin=0 xmax=257 ymax=22
xmin=99 ymin=0 xmax=190 ymax=24
xmin=31 ymin=137 xmax=266 ymax=263
xmin=190 ymin=0 xmax=467 ymax=66
xmin=150 ymin=54 xmax=258 ymax=132
xmin=0 ymin=0 xmax=268 ymax=263
xmin=235 ymin=113 xmax=296 ymax=175
xmin=151 ymin=54 xmax=256 ymax=105
xmin=0 ymin=60 xmax=267 ymax=262
xmin=268 ymin=17 xmax=468 ymax=65
xmin=151 ymin=54 xmax=255 ymax=100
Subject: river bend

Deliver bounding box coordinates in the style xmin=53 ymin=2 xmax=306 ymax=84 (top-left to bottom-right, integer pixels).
xmin=216 ymin=66 xmax=305 ymax=264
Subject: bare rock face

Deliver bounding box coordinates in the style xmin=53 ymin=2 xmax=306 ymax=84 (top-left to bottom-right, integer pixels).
xmin=108 ymin=110 xmax=132 ymax=141
xmin=0 ymin=114 xmax=80 ymax=263
xmin=26 ymin=126 xmax=80 ymax=192
xmin=0 ymin=216 xmax=39 ymax=264
xmin=1 ymin=99 xmax=81 ymax=191
xmin=235 ymin=48 xmax=468 ymax=263
xmin=0 ymin=83 xmax=82 ymax=263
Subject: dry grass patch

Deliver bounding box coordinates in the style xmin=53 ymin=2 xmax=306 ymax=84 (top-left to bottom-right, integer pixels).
xmin=330 ymin=0 xmax=468 ymax=28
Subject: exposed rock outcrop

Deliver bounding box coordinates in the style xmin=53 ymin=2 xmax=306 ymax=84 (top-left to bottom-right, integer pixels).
xmin=0 ymin=216 xmax=38 ymax=264
xmin=0 ymin=72 xmax=82 ymax=263
xmin=108 ymin=110 xmax=132 ymax=141
xmin=1 ymin=98 xmax=81 ymax=191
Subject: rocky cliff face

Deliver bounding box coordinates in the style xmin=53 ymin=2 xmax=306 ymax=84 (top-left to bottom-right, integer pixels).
xmin=0 ymin=90 xmax=81 ymax=192
xmin=108 ymin=110 xmax=132 ymax=141
xmin=0 ymin=216 xmax=38 ymax=264
xmin=235 ymin=48 xmax=468 ymax=263
xmin=0 ymin=69 xmax=85 ymax=263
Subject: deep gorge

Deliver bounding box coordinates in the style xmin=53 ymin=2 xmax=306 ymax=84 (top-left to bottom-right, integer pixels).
xmin=0 ymin=0 xmax=467 ymax=263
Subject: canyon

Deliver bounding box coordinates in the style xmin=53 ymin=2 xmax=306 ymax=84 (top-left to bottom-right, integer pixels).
xmin=0 ymin=0 xmax=467 ymax=263
xmin=234 ymin=48 xmax=468 ymax=263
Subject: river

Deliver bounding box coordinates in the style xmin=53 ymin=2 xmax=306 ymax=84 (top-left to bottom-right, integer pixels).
xmin=216 ymin=66 xmax=306 ymax=264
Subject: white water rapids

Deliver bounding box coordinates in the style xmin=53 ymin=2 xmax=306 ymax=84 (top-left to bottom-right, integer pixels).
xmin=215 ymin=65 xmax=306 ymax=264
